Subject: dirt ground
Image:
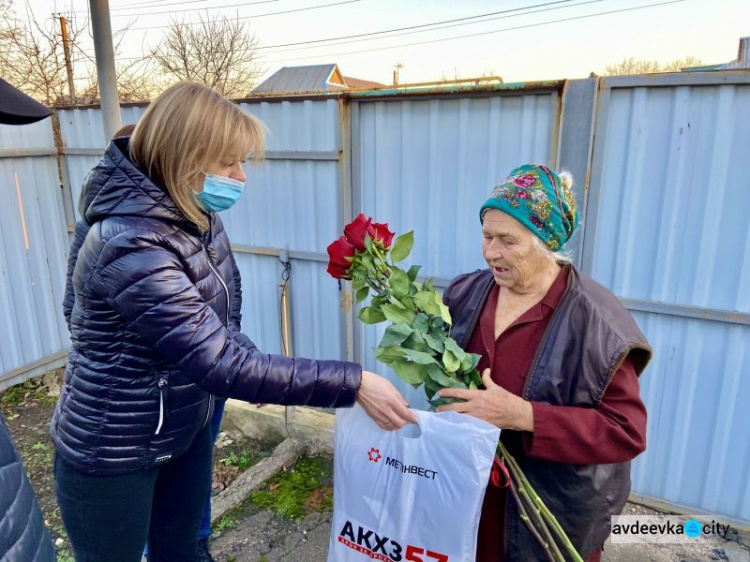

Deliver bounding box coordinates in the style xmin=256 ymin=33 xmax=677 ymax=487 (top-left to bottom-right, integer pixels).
xmin=2 ymin=377 xmax=749 ymax=562
xmin=0 ymin=378 xmax=278 ymax=561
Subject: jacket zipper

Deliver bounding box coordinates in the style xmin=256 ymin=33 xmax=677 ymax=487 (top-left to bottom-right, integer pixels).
xmin=155 ymin=377 xmax=168 ymax=435
xmin=203 ymin=224 xmax=229 ymax=428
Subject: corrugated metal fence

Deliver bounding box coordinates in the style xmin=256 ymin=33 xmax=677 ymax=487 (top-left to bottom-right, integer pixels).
xmin=0 ymin=119 xmax=70 ymax=388
xmin=582 ymin=72 xmax=750 ymax=526
xmin=0 ymin=72 xmax=748 ymax=526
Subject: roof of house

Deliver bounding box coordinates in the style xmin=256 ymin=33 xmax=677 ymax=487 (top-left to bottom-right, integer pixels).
xmin=253 ymin=64 xmax=349 ymax=93
xmin=342 ymin=76 xmax=385 ymax=89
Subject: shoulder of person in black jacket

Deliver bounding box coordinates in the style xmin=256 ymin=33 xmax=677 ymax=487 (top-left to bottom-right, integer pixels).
xmin=0 ymin=413 xmax=55 ymax=562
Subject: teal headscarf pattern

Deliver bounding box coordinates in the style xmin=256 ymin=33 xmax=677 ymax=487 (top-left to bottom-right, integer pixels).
xmin=480 ymin=164 xmax=579 ymax=251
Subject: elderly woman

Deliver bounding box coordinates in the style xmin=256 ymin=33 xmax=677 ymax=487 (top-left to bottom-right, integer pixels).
xmin=437 ymin=165 xmax=651 ymax=562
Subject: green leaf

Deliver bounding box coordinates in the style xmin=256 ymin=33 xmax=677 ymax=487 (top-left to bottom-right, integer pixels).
xmin=407 ymin=265 xmax=421 ymax=282
xmin=424 ymin=378 xmax=441 ymax=400
xmin=413 ymin=291 xmax=441 ymax=316
xmin=402 ymin=332 xmax=433 ymax=354
xmin=361 ymin=254 xmax=375 ymax=271
xmin=351 ymin=277 xmax=365 ymax=292
xmin=423 ymin=332 xmax=445 ymax=354
xmin=364 ymin=233 xmax=373 ymax=252
xmin=374 ymin=346 xmax=406 ymax=364
xmin=436 ymin=293 xmax=452 ymax=326
xmin=468 ymin=368 xmax=483 ymax=388
xmin=443 ymin=338 xmax=466 ymax=362
xmin=355 ymin=286 xmax=370 ymax=304
xmin=425 ymin=278 xmax=435 ymax=292
xmin=426 ymin=363 xmax=458 ymax=387
xmin=469 ymin=380 xmax=478 ymax=391
xmin=390 ymin=360 xmax=427 ymax=386
xmin=401 ymin=348 xmax=438 ymax=365
xmin=442 ymin=349 xmax=461 ymax=373
xmin=413 ymin=313 xmax=430 ymax=334
xmin=389 ymin=297 xmax=407 ymax=310
xmin=390 ymin=231 xmax=414 ymax=263
xmin=358 ymin=307 xmax=386 ymax=324
xmin=379 ymin=324 xmax=413 ymax=348
xmin=461 ymin=353 xmax=481 ymax=373
xmin=429 ymin=396 xmax=466 ymax=409
xmin=381 ymin=303 xmax=416 ymax=325
xmin=389 ymin=267 xmax=410 ymax=297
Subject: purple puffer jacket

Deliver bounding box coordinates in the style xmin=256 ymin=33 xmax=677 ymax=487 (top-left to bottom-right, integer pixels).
xmin=51 ymin=137 xmax=361 ymax=475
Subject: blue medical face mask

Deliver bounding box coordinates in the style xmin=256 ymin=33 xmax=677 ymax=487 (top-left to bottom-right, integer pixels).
xmin=194 ymin=173 xmax=245 ymax=212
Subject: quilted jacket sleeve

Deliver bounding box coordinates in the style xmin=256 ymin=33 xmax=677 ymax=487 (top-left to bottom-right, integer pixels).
xmin=63 ymin=220 xmax=91 ymax=329
xmin=0 ymin=415 xmax=55 ymax=562
xmin=92 ymin=230 xmax=361 ymax=408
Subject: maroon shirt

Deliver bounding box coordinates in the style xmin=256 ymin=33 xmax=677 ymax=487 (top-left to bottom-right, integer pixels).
xmin=467 ymin=267 xmax=647 ymax=562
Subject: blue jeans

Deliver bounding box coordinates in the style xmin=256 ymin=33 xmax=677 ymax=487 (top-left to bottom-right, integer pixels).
xmin=55 ymin=425 xmax=213 ymax=562
xmin=199 ymin=397 xmax=227 ymax=541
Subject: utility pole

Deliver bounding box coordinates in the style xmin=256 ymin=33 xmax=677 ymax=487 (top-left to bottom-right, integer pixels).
xmin=393 ymin=62 xmax=404 ymax=86
xmin=89 ymin=0 xmax=121 ymax=139
xmin=58 ymin=15 xmax=76 ymax=103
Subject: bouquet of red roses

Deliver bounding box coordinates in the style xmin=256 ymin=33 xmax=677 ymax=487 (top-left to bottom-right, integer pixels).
xmin=327 ymin=214 xmax=482 ymax=407
xmin=327 ymin=214 xmax=584 ymax=562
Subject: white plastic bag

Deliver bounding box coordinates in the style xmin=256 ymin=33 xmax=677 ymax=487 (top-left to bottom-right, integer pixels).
xmin=328 ymin=404 xmax=500 ymax=562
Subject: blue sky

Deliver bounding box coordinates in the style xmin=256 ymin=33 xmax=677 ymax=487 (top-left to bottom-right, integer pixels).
xmin=22 ymin=0 xmax=750 ymax=85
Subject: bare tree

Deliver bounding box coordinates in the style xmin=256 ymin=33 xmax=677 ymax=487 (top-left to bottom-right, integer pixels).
xmin=661 ymin=56 xmax=703 ymax=72
xmin=605 ymin=57 xmax=662 ymax=76
xmin=604 ymin=56 xmax=703 ymax=76
xmin=0 ymin=1 xmax=87 ymax=105
xmin=78 ymin=57 xmax=161 ymax=104
xmin=152 ymin=13 xmax=263 ymax=98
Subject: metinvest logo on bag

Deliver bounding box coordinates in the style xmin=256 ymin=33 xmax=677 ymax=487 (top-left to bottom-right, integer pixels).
xmin=366 ymin=447 xmax=439 ymax=481
xmin=367 ymin=447 xmax=382 ymax=463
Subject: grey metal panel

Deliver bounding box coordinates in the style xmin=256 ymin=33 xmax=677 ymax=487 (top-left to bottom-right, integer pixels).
xmin=585 ymin=83 xmax=750 ymax=313
xmin=630 ymin=311 xmax=750 ymax=523
xmin=232 ymin=253 xmax=283 ymax=355
xmin=585 ymin=76 xmax=750 ymax=524
xmin=556 ymin=77 xmax=598 ymax=266
xmin=0 ymin=154 xmax=70 ymax=380
xmin=352 ymin=91 xmax=561 ymax=407
xmin=0 ymin=119 xmax=55 ymax=150
xmin=601 ymin=70 xmax=750 ymax=89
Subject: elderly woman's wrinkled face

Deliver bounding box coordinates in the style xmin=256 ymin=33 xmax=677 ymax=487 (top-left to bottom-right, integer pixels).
xmin=482 ymin=209 xmax=549 ymax=291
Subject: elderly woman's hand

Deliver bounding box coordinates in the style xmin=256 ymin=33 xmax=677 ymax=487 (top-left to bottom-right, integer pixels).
xmin=435 ymin=369 xmax=534 ymax=431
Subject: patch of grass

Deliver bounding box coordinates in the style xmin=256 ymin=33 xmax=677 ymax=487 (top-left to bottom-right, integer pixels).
xmin=219 ymin=450 xmax=255 ymax=471
xmin=35 ymin=392 xmax=59 ymax=406
xmin=0 ymin=385 xmax=24 ymax=406
xmin=214 ymin=514 xmax=237 ymax=535
xmin=250 ymin=456 xmax=332 ymax=520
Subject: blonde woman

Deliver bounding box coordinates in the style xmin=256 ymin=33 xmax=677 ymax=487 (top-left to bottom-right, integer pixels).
xmin=52 ymin=82 xmax=415 ymax=562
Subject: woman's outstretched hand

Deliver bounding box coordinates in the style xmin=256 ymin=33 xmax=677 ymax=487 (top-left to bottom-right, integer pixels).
xmin=356 ymin=371 xmax=418 ymax=431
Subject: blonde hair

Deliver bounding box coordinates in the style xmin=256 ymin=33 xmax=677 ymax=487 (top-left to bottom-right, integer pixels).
xmin=130 ymin=82 xmax=265 ymax=232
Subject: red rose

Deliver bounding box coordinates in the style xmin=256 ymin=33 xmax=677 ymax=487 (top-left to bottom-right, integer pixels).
xmin=515 ymin=190 xmax=531 ymax=200
xmin=326 ymin=236 xmax=356 ymax=279
xmin=344 ymin=213 xmax=375 ymax=251
xmin=372 ymin=222 xmax=395 ymax=248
